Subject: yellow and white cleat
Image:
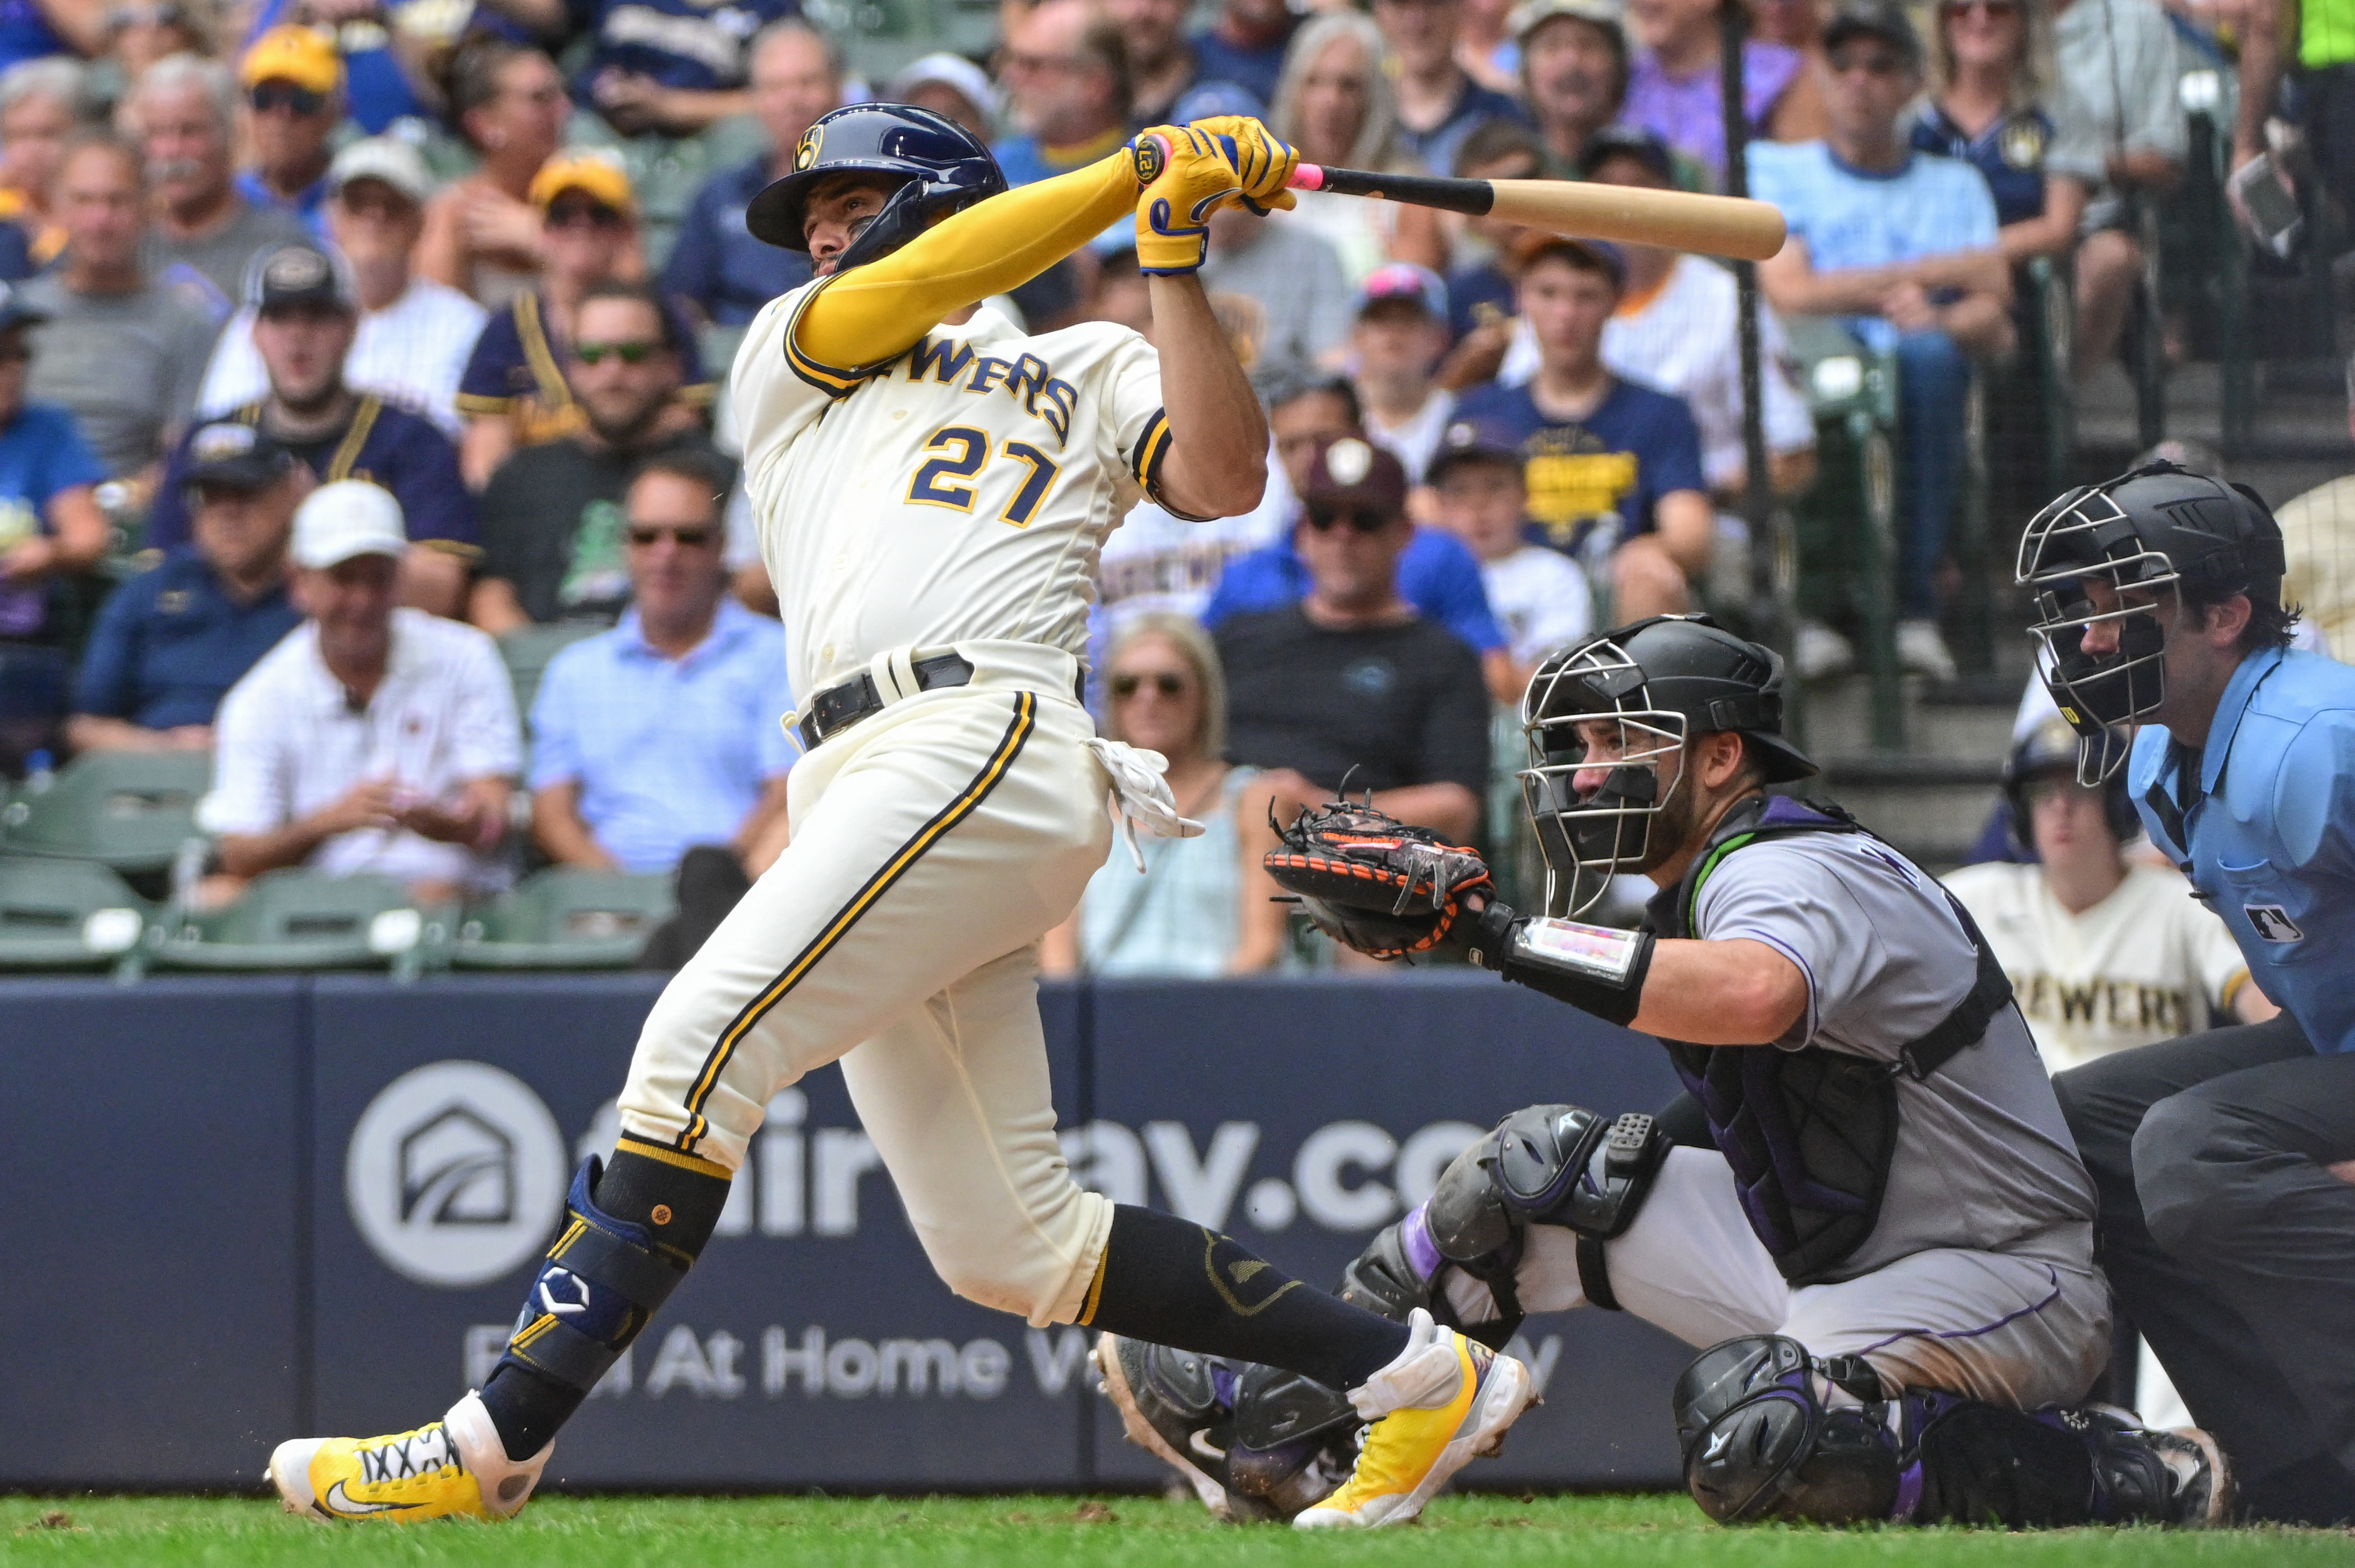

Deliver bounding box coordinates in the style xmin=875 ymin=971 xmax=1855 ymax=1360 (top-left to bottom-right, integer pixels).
xmin=267 ymin=1391 xmax=548 ymax=1524
xmin=1294 ymin=1309 xmax=1533 ymax=1529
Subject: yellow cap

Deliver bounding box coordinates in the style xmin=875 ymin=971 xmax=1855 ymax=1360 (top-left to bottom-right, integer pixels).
xmin=240 ymin=25 xmax=344 ymax=96
xmin=528 ymin=150 xmax=636 ymax=218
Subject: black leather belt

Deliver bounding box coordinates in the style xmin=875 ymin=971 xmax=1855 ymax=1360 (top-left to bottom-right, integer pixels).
xmin=796 ymin=654 xmax=974 ymax=750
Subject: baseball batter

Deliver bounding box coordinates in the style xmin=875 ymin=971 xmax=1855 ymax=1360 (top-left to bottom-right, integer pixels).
xmin=267 ymin=106 xmax=1531 ymax=1529
xmin=1101 ymin=616 xmax=2230 ymax=1528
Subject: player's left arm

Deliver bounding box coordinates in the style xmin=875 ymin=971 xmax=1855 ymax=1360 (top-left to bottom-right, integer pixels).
xmin=1144 ymin=273 xmax=1270 ymax=521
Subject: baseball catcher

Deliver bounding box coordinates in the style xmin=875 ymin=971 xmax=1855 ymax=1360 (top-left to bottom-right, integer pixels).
xmin=1099 ymin=613 xmax=2232 ymax=1527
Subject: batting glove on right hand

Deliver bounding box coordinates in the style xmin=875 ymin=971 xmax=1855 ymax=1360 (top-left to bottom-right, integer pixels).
xmin=1129 ymin=118 xmax=1300 ymax=276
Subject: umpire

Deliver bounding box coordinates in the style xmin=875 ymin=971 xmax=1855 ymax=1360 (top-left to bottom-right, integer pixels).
xmin=2020 ymin=463 xmax=2355 ymax=1525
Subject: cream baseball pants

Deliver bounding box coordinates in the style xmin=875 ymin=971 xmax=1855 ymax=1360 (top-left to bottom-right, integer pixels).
xmin=617 ymin=641 xmax=1116 ymax=1326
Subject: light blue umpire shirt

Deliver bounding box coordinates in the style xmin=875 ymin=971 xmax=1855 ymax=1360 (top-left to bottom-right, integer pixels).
xmin=2129 ymin=644 xmax=2355 ymax=1053
xmin=528 ymin=599 xmax=797 ymax=874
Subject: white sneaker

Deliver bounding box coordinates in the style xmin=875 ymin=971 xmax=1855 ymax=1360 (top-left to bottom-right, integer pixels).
xmin=1895 ymin=619 xmax=1957 ymax=681
xmin=1794 ymin=619 xmax=1854 ymax=681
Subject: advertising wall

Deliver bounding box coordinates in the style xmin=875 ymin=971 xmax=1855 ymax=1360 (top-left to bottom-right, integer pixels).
xmin=2 ymin=973 xmax=1694 ymax=1492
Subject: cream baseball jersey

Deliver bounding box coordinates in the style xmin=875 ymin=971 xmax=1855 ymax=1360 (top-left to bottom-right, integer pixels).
xmin=1941 ymin=861 xmax=2253 ymax=1074
xmin=733 ymin=279 xmax=1175 ymax=702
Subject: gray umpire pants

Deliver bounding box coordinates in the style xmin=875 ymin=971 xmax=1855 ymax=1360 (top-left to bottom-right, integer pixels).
xmin=2053 ymin=1015 xmax=2355 ymax=1523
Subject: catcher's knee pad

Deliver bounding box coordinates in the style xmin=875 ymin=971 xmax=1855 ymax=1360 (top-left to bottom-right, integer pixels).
xmin=1672 ymin=1336 xmax=1905 ymax=1526
xmin=497 ymin=1157 xmax=689 ymax=1396
xmin=1225 ymin=1362 xmax=1363 ymax=1519
xmin=1424 ymin=1102 xmax=1669 ymax=1314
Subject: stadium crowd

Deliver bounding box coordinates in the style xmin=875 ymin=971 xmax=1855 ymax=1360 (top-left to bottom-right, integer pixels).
xmin=0 ymin=0 xmax=2350 ymax=1525
xmin=0 ymin=0 xmax=2316 ymax=966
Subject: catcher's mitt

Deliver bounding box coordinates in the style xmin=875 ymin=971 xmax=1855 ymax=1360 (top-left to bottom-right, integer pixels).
xmin=1265 ymin=799 xmax=1493 ymax=960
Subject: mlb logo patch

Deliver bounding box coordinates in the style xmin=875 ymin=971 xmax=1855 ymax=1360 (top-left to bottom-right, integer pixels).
xmin=2244 ymin=904 xmax=2304 ymax=943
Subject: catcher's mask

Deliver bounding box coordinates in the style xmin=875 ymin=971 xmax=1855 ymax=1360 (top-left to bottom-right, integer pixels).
xmin=2016 ymin=461 xmax=2284 ymax=783
xmin=1518 ymin=616 xmax=1813 ymax=916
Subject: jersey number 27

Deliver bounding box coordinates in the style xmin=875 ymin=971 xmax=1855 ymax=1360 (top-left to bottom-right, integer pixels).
xmin=908 ymin=425 xmax=1061 ymax=528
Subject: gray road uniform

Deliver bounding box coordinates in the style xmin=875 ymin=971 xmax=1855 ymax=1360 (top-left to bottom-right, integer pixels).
xmin=1438 ymin=815 xmax=2108 ymax=1413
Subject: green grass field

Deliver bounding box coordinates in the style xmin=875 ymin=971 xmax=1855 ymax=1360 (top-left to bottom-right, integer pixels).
xmin=2 ymin=1493 xmax=2349 ymax=1566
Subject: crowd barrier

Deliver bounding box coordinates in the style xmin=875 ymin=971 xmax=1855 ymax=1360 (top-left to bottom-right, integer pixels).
xmin=2 ymin=973 xmax=1695 ymax=1492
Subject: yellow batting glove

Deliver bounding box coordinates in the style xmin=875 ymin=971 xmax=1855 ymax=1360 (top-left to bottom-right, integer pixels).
xmin=1185 ymin=114 xmax=1300 ymax=216
xmin=1128 ymin=120 xmax=1301 ymax=275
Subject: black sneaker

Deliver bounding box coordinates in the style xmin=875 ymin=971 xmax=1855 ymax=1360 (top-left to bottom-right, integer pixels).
xmin=1092 ymin=1335 xmax=1277 ymax=1522
xmin=2087 ymin=1406 xmax=2235 ymax=1526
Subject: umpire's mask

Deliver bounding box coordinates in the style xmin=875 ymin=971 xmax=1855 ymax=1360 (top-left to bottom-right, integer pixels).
xmin=1519 ymin=617 xmax=1816 ymax=917
xmin=2016 ymin=462 xmax=2285 ymax=783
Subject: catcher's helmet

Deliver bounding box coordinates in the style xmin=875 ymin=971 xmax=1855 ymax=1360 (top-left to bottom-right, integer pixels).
xmin=2016 ymin=461 xmax=2285 ymax=780
xmin=1519 ymin=615 xmax=1815 ymax=915
xmin=744 ymin=103 xmax=1006 ymax=271
xmin=2003 ymin=715 xmax=2138 ymax=854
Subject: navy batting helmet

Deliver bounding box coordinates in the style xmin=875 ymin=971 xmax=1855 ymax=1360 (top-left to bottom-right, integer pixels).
xmin=744 ymin=103 xmax=1007 ymax=271
xmin=2003 ymin=716 xmax=2138 ymax=854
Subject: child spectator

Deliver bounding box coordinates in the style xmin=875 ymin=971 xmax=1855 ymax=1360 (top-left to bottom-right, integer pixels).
xmin=1454 ymin=234 xmax=1711 ymax=621
xmin=1351 ymin=262 xmax=1456 ymax=481
xmin=1372 ymin=0 xmax=1531 ymax=175
xmin=1429 ymin=415 xmax=1592 ymax=683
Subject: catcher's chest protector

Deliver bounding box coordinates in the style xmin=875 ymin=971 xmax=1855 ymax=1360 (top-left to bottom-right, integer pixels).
xmin=1650 ymin=797 xmax=2014 ymax=1286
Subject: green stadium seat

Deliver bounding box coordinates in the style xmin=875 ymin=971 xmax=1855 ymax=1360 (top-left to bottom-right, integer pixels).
xmin=0 ymin=751 xmax=210 ymax=872
xmin=452 ymin=866 xmax=675 ymax=969
xmin=500 ymin=624 xmax=607 ymax=728
xmin=148 ymin=871 xmax=427 ymax=974
xmin=0 ymin=858 xmax=150 ymax=973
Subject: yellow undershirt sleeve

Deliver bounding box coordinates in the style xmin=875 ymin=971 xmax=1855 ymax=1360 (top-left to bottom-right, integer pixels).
xmin=793 ymin=151 xmax=1139 ymax=373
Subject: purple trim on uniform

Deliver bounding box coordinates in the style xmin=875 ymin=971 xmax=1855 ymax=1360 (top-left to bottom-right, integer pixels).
xmin=1891 ymin=1458 xmax=1925 ymax=1521
xmin=1209 ymin=1361 xmax=1239 ymax=1413
xmin=1402 ymin=1201 xmax=1443 ymax=1281
xmin=1851 ymin=1266 xmax=2065 ymax=1359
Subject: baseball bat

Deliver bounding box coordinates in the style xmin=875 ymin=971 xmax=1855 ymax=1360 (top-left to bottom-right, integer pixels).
xmin=1288 ymin=163 xmax=1787 ymax=263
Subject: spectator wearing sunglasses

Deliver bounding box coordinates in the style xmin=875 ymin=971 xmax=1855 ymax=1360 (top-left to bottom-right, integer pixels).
xmin=144 ymin=245 xmax=477 ymax=618
xmin=528 ymin=446 xmax=791 ymax=903
xmin=453 ymin=151 xmax=708 ymax=489
xmin=129 ymin=53 xmax=313 ymax=319
xmin=1913 ymin=0 xmax=2097 ymax=259
xmin=1041 ymin=612 xmax=1258 ymax=978
xmin=233 ymin=26 xmax=344 ymax=241
xmin=471 ymin=280 xmax=731 ymax=634
xmin=1220 ymin=435 xmax=1490 ymax=971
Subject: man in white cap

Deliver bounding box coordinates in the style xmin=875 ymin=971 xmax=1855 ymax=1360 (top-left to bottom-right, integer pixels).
xmin=199 ymin=478 xmax=520 ymax=906
xmin=197 ymin=138 xmax=488 ymax=436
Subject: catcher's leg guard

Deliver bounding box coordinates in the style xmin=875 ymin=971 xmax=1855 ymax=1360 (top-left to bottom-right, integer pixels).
xmin=1673 ymin=1335 xmax=1904 ymax=1524
xmin=1225 ymin=1362 xmax=1363 ymax=1518
xmin=1420 ymin=1102 xmax=1670 ymax=1332
xmin=493 ymin=1156 xmax=695 ymax=1401
xmin=1673 ymin=1336 xmax=2235 ymax=1527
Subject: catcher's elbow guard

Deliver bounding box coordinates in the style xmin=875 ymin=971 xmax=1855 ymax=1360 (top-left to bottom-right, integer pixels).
xmin=1489 ymin=916 xmax=1655 ymax=1028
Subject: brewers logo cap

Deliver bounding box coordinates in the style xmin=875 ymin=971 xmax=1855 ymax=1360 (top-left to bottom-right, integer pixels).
xmin=248 ymin=244 xmax=355 ymax=314
xmin=184 ymin=422 xmax=297 ymax=493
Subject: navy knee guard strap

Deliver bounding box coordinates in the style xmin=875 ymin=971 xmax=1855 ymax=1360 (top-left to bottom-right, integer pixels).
xmin=1424 ymin=1102 xmax=1669 ymax=1316
xmin=496 ymin=1157 xmax=690 ymax=1396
